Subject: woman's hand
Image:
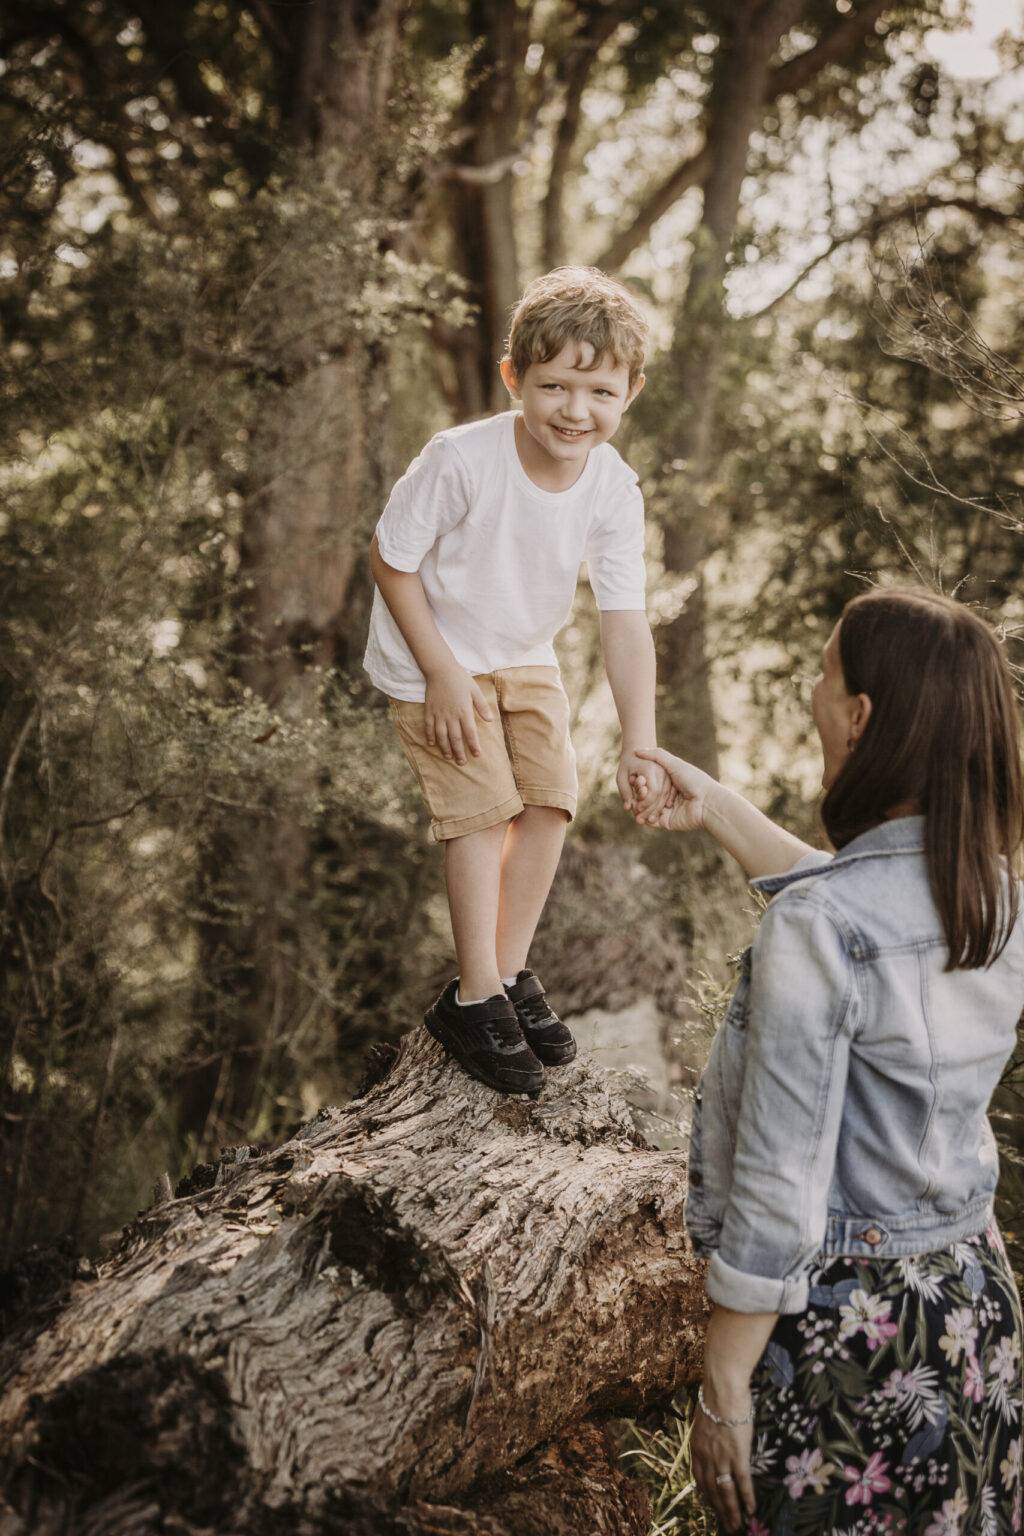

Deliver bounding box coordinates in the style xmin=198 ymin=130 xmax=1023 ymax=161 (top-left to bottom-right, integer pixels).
xmin=692 ymin=1306 xmax=775 ymax=1530
xmin=633 ymin=747 xmax=718 ymax=831
xmin=690 ymin=1398 xmax=756 ymax=1533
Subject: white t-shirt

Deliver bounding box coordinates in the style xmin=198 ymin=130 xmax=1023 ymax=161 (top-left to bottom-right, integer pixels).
xmin=363 ymin=412 xmax=646 ymax=702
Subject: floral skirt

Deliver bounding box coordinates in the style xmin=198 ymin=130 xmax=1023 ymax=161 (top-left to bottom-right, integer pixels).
xmin=745 ymin=1224 xmax=1023 ymax=1535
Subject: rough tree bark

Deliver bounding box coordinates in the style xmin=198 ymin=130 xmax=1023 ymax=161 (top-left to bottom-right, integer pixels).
xmin=445 ymin=0 xmax=527 ymax=420
xmin=0 ymin=1031 xmax=706 ymax=1535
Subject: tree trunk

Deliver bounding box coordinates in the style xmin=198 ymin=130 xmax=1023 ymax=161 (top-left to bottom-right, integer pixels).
xmin=656 ymin=0 xmax=810 ymax=780
xmin=0 ymin=1034 xmax=705 ymax=1534
xmin=541 ymin=5 xmax=632 ymax=271
xmin=446 ymin=0 xmax=525 ymax=420
xmin=183 ymin=0 xmax=401 ymax=1148
xmin=651 ymin=0 xmax=896 ymax=780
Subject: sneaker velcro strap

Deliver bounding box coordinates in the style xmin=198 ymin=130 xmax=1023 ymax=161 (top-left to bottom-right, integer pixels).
xmin=474 ymin=1002 xmax=519 ymax=1029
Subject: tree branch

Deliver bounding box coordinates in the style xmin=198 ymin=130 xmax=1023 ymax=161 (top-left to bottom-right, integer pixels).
xmin=0 ymin=703 xmax=38 ymax=873
xmin=848 ymin=395 xmax=1022 ymax=523
xmin=35 ymin=786 xmax=166 ymax=901
xmin=597 ymin=145 xmax=713 ymax=271
xmin=597 ymin=0 xmax=895 ymax=271
xmin=541 ymin=0 xmax=635 ymax=268
xmin=0 ymin=703 xmax=46 ymax=1020
xmin=769 ymin=0 xmax=890 ymax=97
xmin=874 ymin=240 xmax=1024 ymax=419
xmin=741 ymin=195 xmax=1021 ymax=320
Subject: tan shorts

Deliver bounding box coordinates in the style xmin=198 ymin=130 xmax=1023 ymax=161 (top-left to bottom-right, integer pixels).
xmin=389 ymin=666 xmax=577 ymax=842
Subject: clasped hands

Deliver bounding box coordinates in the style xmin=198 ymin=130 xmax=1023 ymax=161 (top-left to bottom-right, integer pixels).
xmin=626 ymin=745 xmax=716 ymax=832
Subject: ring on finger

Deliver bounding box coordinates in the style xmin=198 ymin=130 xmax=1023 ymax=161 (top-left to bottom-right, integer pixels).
xmin=715 ymin=1472 xmax=734 ymax=1486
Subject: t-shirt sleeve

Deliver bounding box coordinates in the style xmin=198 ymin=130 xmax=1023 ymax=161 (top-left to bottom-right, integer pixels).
xmin=374 ymin=433 xmax=473 ymax=573
xmin=583 ymin=477 xmax=646 ymax=611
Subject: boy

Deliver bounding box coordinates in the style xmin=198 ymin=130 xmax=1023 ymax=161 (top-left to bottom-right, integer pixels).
xmin=364 ymin=266 xmax=669 ymax=1094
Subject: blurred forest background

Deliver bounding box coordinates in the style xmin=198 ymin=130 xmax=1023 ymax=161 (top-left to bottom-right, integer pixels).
xmin=2 ymin=0 xmax=1023 ymax=1290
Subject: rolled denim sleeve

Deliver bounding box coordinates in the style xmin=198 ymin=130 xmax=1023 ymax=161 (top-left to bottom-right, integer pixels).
xmin=706 ymin=891 xmax=856 ymax=1314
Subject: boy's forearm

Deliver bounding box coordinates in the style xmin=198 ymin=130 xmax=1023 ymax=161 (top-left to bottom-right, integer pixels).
xmin=599 ymin=610 xmax=657 ymax=749
xmin=370 ymin=535 xmax=459 ymax=680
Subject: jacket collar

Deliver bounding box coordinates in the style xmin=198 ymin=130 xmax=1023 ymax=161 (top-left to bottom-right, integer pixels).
xmin=752 ymin=815 xmax=926 ymax=897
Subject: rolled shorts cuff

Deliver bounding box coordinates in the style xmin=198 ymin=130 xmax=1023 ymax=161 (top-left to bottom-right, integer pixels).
xmin=519 ymin=786 xmax=577 ymax=817
xmin=431 ymin=790 xmax=575 ymax=841
xmin=431 ymin=793 xmax=525 ymax=843
xmin=705 ymin=1251 xmax=808 ymax=1315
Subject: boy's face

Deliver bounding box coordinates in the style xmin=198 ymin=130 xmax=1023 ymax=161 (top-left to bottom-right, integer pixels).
xmin=500 ymin=342 xmax=643 ymax=474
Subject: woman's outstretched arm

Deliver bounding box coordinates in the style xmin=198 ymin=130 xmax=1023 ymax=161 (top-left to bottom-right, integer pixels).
xmin=634 ymin=748 xmax=818 ymax=880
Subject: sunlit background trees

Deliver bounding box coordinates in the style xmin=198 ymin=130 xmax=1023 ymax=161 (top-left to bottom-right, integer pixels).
xmin=2 ymin=0 xmax=1022 ymax=1317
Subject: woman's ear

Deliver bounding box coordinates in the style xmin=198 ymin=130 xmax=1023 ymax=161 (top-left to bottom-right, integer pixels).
xmin=499 ymin=358 xmax=520 ymax=399
xmin=848 ymin=692 xmax=872 ymax=745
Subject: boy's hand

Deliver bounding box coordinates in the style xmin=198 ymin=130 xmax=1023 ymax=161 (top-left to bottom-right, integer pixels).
xmin=617 ymin=750 xmax=673 ymax=819
xmin=424 ymin=664 xmax=493 ymax=765
xmin=632 ymin=747 xmax=716 ymax=831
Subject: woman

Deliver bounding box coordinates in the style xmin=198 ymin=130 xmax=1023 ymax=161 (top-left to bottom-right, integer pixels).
xmin=637 ymin=586 xmax=1024 ymax=1534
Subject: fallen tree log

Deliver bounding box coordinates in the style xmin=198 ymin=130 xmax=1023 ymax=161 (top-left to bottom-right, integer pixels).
xmin=0 ymin=1026 xmax=706 ymax=1534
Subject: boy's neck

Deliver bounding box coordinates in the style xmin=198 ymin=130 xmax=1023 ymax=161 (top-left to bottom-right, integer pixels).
xmin=512 ymin=413 xmax=588 ymax=493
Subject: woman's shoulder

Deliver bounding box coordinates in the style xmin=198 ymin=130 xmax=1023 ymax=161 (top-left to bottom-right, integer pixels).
xmin=762 ymin=838 xmax=939 ymax=958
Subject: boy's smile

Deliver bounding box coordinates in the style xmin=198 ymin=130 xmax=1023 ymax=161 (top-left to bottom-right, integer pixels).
xmin=500 ymin=342 xmax=643 ymax=492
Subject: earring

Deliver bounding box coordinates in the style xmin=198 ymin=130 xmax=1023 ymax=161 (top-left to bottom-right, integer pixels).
xmin=846 ymin=736 xmax=856 ymax=753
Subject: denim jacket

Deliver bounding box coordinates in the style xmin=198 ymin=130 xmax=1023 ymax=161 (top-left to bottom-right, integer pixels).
xmin=685 ymin=816 xmax=1024 ymax=1314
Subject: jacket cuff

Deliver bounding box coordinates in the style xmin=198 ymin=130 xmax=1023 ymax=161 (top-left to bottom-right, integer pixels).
xmin=706 ymin=1252 xmax=809 ymax=1315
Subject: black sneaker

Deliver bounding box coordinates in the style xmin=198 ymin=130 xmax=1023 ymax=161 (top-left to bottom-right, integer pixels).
xmin=504 ymin=970 xmax=576 ymax=1066
xmin=424 ymin=980 xmax=544 ymax=1095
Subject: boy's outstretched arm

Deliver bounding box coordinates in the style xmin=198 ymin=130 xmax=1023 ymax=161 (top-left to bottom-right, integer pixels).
xmin=370 ymin=535 xmax=492 ymax=765
xmin=598 ymin=609 xmax=672 ymax=817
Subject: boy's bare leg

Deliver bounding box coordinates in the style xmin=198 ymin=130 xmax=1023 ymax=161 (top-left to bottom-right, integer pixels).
xmin=444 ymin=820 xmax=509 ymax=1002
xmin=495 ymin=805 xmax=569 ymax=978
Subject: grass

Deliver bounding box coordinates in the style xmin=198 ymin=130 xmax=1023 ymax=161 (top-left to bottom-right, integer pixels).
xmin=617 ymin=1388 xmax=717 ymax=1536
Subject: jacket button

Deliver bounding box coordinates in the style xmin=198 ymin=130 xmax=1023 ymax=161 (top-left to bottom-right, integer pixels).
xmin=864 ymin=1228 xmax=883 ymax=1246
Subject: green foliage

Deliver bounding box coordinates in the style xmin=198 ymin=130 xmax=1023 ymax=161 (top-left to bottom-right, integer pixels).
xmin=0 ymin=373 xmax=440 ymax=1243
xmin=679 ymin=205 xmax=1024 ymax=809
xmin=0 ymin=8 xmax=469 ymax=1254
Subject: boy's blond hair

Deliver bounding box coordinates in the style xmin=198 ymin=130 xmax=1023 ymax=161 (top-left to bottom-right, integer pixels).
xmin=504 ymin=267 xmax=647 ymax=391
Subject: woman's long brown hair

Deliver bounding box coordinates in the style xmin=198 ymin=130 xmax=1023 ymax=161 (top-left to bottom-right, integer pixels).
xmin=821 ymin=586 xmax=1024 ymax=969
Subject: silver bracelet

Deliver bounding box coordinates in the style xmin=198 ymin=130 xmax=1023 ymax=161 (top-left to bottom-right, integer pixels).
xmin=697 ymin=1381 xmax=755 ymax=1428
